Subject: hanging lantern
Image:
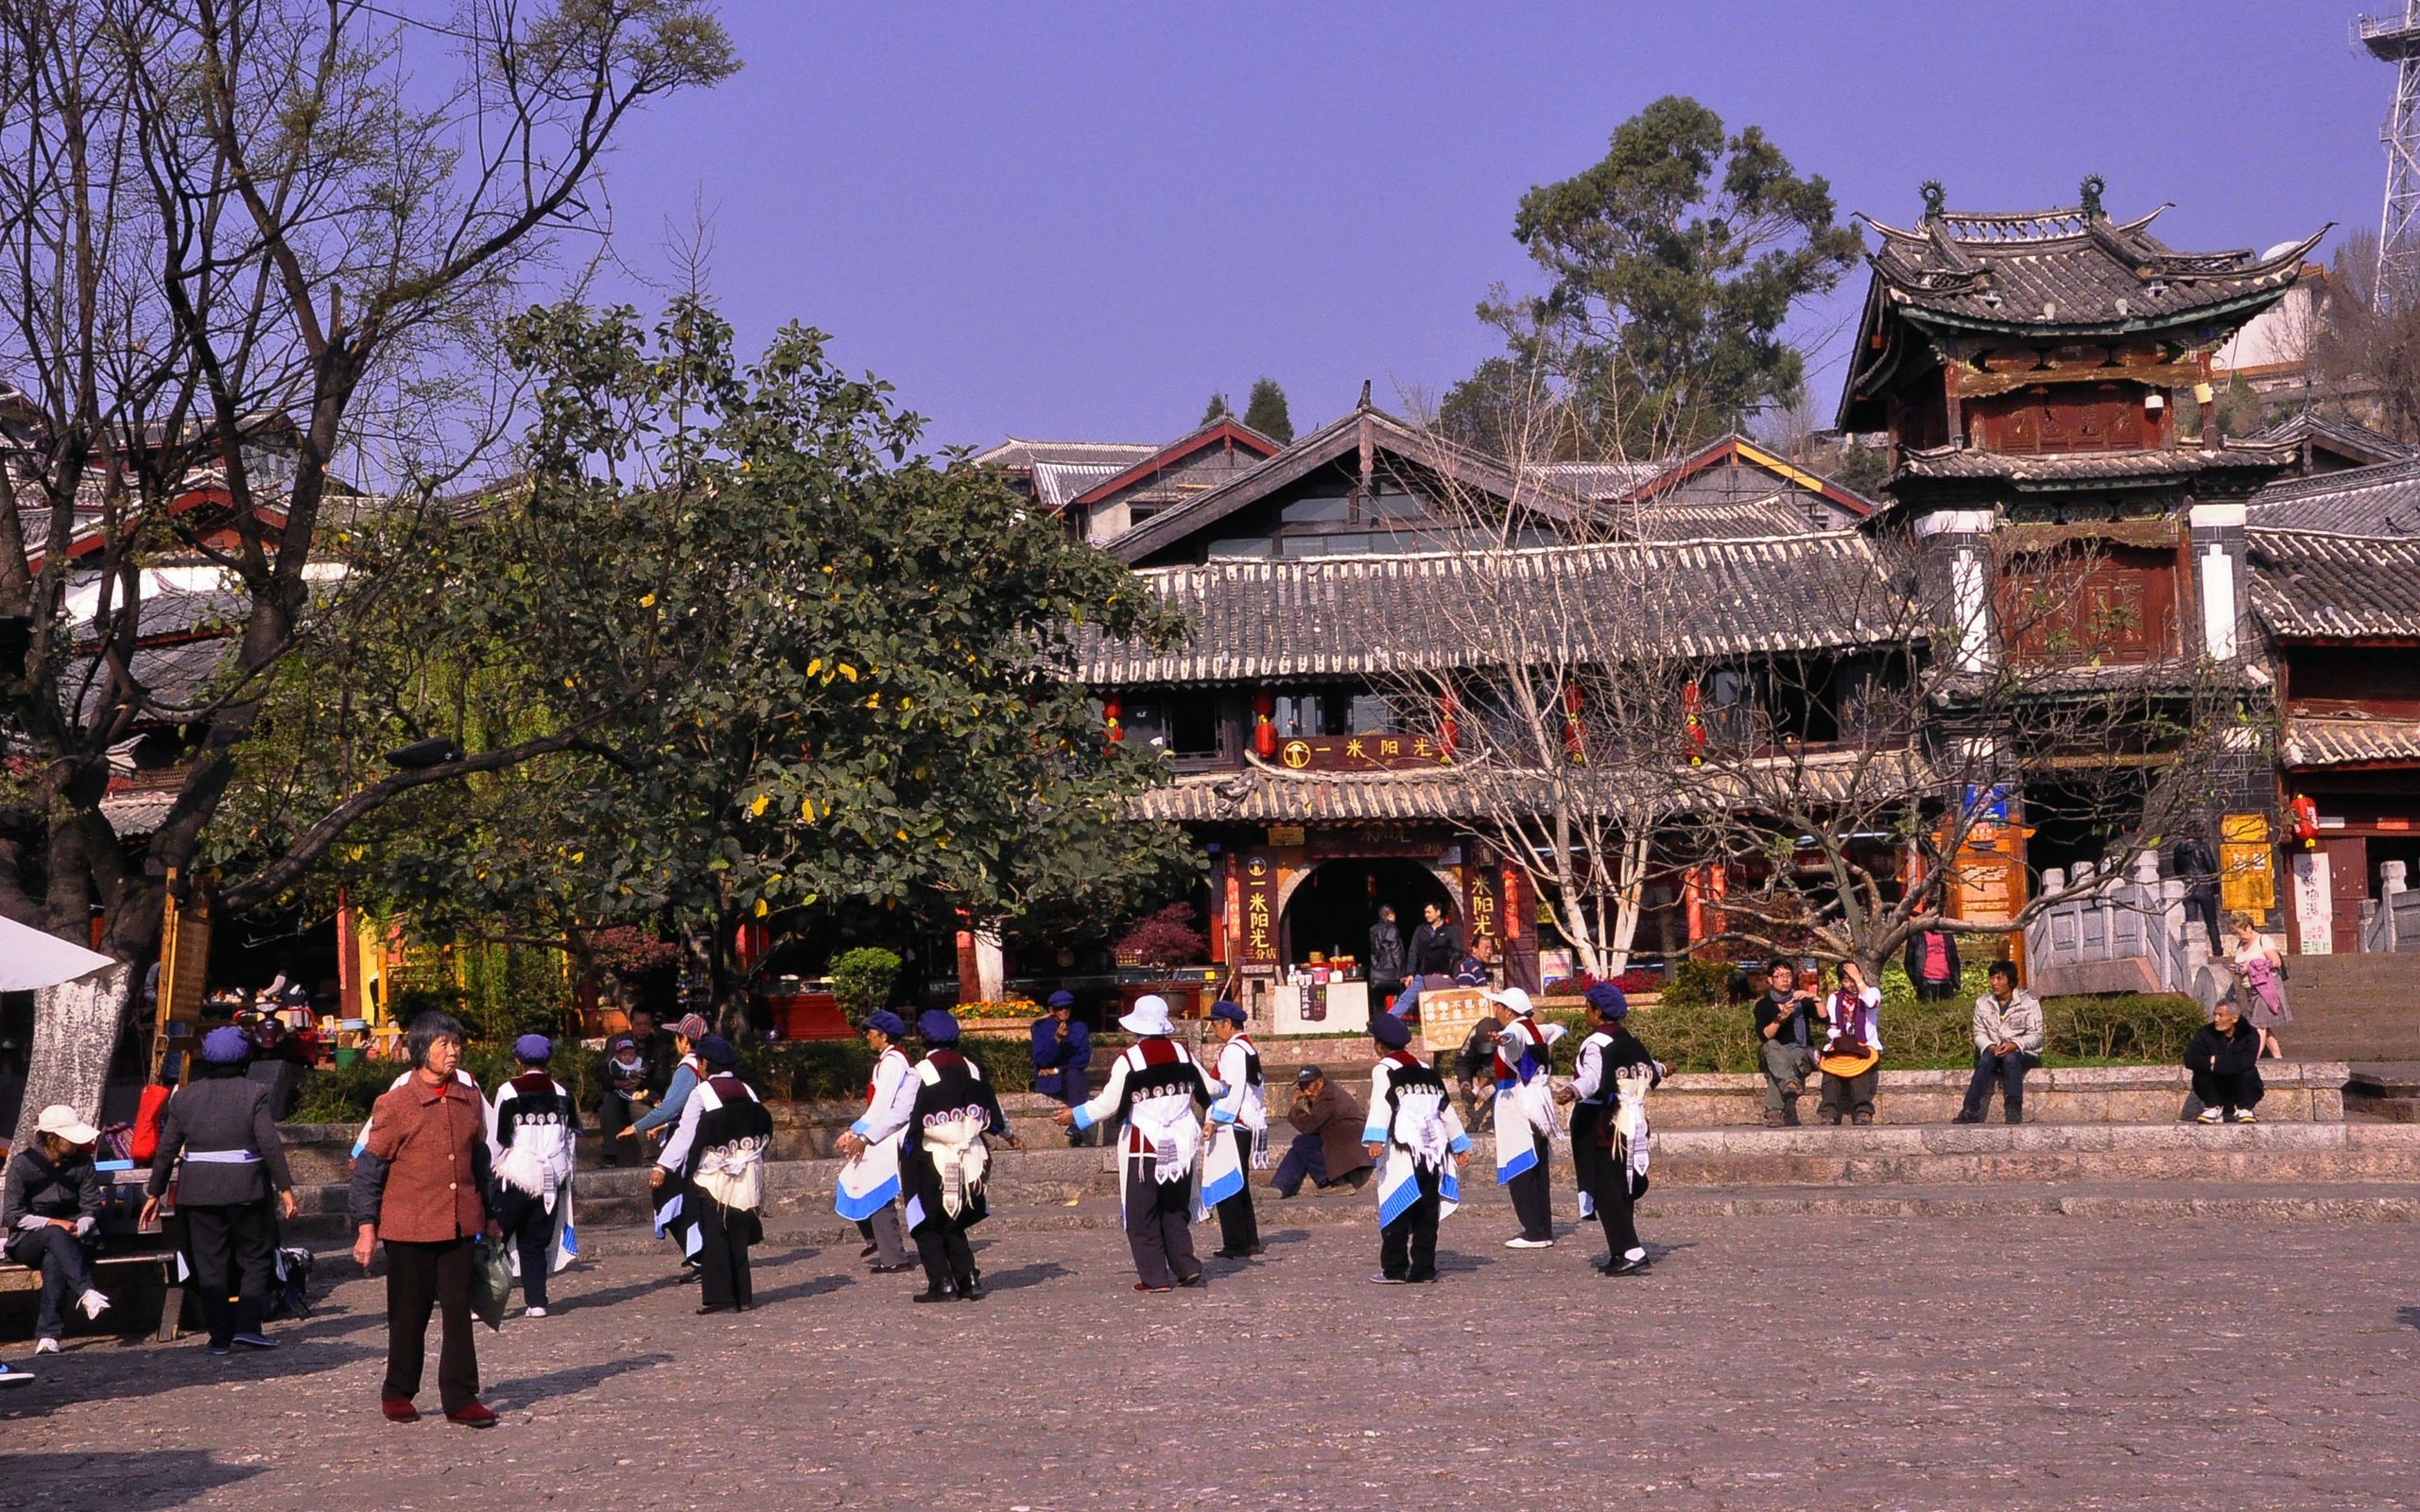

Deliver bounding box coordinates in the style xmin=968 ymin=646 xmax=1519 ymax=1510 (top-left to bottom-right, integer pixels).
xmin=1682 ymin=681 xmax=1706 ymax=765
xmin=1102 ymin=694 xmax=1123 ymax=744
xmin=1561 ymin=680 xmax=1585 ymax=765
xmin=1438 ymin=688 xmax=1460 ymax=758
xmin=1253 ymin=687 xmax=1278 ymax=759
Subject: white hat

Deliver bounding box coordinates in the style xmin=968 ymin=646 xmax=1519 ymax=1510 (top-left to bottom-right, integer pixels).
xmin=1118 ymin=994 xmax=1175 ymax=1038
xmin=1487 ymin=988 xmax=1535 ymax=1017
xmin=34 ymin=1105 xmax=98 ymax=1145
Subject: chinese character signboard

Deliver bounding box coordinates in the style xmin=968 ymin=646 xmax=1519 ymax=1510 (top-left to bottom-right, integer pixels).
xmin=1275 ymin=731 xmax=1450 ymax=772
xmin=1465 ymin=867 xmax=1499 ymax=942
xmin=2220 ymin=812 xmax=2275 ymax=921
xmin=1239 ymin=854 xmax=1279 ymax=967
xmin=1418 ymin=988 xmax=1490 ymax=1057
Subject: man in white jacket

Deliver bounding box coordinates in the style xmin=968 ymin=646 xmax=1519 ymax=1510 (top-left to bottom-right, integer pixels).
xmin=1202 ymin=1001 xmax=1266 ymax=1260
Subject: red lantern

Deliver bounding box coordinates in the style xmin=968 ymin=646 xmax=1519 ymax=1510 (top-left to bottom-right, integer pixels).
xmin=2290 ymin=792 xmax=2321 ymax=849
xmin=1102 ymin=694 xmax=1123 ymax=744
xmin=1438 ymin=689 xmax=1460 ymax=758
xmin=1561 ymin=681 xmax=1585 ymax=764
xmin=1253 ymin=688 xmax=1278 ymax=759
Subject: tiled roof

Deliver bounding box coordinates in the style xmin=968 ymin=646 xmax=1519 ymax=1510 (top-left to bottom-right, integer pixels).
xmin=99 ymin=790 xmax=177 ymax=838
xmin=2245 ymin=411 xmax=2415 ymax=471
xmin=2246 ymin=528 xmax=2420 ymax=639
xmin=970 ymin=438 xmax=1157 ymax=472
xmin=2249 ymin=458 xmax=2420 ymax=535
xmin=1861 ymin=203 xmax=2321 ymax=333
xmin=2278 ymin=717 xmax=2420 ymax=769
xmin=1080 ymin=533 xmax=1904 ymax=685
xmin=1895 ymin=441 xmax=2296 ymax=488
xmin=1134 ymin=765 xmax=1495 ymax=823
xmin=1608 ymin=493 xmax=1829 ymax=540
xmin=1028 ymin=461 xmax=1127 ymax=510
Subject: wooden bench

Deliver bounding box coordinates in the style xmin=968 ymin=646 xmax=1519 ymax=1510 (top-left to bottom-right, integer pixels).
xmin=0 ymin=1247 xmax=182 ymax=1342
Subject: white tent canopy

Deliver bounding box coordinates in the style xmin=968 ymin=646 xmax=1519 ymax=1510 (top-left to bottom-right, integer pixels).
xmin=0 ymin=916 xmax=116 ymax=992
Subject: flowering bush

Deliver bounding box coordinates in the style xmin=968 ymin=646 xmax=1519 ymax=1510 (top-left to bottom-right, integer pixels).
xmin=1115 ymin=902 xmax=1206 ymax=969
xmin=955 ymin=998 xmax=1041 ymax=1021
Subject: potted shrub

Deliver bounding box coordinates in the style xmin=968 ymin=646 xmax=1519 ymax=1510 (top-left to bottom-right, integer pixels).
xmin=1113 ymin=903 xmax=1213 ymax=1018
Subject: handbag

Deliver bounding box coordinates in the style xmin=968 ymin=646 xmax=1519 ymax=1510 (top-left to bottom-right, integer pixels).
xmin=469 ymin=1236 xmax=512 ymax=1332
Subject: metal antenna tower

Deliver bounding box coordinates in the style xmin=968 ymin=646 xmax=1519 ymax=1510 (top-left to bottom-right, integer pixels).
xmin=2360 ymin=3 xmax=2420 ymax=303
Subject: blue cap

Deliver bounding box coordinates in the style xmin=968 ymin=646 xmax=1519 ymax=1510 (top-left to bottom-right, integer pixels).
xmin=865 ymin=1009 xmax=908 ymax=1039
xmin=1046 ymin=990 xmax=1077 ymax=1009
xmin=696 ymin=1035 xmax=738 ymax=1069
xmin=918 ymin=1009 xmax=961 ymax=1044
xmin=1209 ymin=999 xmax=1246 ymax=1024
xmin=512 ymin=1034 xmax=553 ymax=1063
xmin=1369 ymin=1013 xmax=1411 ymax=1049
xmin=201 ymin=1026 xmax=251 ymax=1065
xmin=1584 ymin=983 xmax=1630 ymax=1020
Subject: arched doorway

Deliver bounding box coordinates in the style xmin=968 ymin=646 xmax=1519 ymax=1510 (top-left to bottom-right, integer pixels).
xmin=1280 ymin=858 xmax=1455 ymax=971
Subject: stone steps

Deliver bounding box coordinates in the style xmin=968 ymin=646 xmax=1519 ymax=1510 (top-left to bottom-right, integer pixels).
xmin=2267 ymin=954 xmax=2420 ymax=1060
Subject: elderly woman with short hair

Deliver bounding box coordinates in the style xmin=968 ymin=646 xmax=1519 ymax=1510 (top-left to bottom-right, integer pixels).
xmin=351 ymin=1013 xmax=501 ymax=1428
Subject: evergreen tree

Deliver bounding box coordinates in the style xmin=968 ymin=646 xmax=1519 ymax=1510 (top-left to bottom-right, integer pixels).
xmin=1200 ymin=392 xmax=1231 ymax=425
xmin=1242 ymin=378 xmax=1294 ymax=443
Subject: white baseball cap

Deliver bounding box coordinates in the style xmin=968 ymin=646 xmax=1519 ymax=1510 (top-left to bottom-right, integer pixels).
xmin=1486 ymin=988 xmax=1536 ymax=1017
xmin=34 ymin=1105 xmax=99 ymax=1145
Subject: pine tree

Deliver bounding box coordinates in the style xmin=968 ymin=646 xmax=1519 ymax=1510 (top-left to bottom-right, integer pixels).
xmin=1200 ymin=392 xmax=1231 ymax=425
xmin=1242 ymin=378 xmax=1294 ymax=443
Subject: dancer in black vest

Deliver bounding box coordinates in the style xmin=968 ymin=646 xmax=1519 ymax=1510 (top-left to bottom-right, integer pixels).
xmin=1556 ymin=986 xmax=1664 ymax=1277
xmin=652 ymin=1037 xmax=771 ymax=1314
xmin=901 ymin=1010 xmax=1015 ymax=1302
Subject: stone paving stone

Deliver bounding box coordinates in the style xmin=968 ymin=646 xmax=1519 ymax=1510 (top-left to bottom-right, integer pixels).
xmin=3 ymin=1208 xmax=2417 ymax=1511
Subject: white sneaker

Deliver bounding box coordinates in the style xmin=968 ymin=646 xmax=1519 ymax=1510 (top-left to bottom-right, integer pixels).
xmin=524 ymin=1306 xmax=547 ymax=1318
xmin=1504 ymin=1237 xmax=1555 ymax=1249
xmin=2233 ymin=1109 xmax=2257 ymax=1125
xmin=77 ymin=1290 xmax=110 ymax=1321
xmin=2196 ymin=1108 xmax=2224 ymax=1125
xmin=33 ymin=1338 xmax=60 ymax=1355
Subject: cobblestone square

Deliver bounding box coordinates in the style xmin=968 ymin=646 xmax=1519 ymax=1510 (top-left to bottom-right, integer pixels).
xmin=4 ymin=1208 xmax=2417 ymax=1511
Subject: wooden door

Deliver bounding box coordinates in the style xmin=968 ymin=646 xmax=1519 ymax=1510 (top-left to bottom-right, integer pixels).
xmin=2325 ymin=837 xmax=2370 ymax=948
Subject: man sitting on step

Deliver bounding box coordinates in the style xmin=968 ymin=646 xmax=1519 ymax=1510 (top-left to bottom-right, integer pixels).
xmin=2185 ymin=1000 xmax=2264 ymax=1125
xmin=1955 ymin=962 xmax=2044 ymax=1125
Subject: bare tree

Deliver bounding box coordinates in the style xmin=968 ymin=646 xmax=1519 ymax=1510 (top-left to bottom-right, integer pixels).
xmin=1658 ymin=526 xmax=2249 ymax=982
xmin=0 ymin=0 xmax=735 ymax=1138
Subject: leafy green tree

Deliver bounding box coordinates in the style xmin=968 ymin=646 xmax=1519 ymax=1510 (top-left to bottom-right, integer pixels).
xmin=1446 ymin=94 xmax=1861 ymax=460
xmin=221 ymin=298 xmax=1197 ymax=1027
xmin=1200 ymin=392 xmax=1232 ymax=425
xmin=1241 ymin=378 xmax=1294 ymax=443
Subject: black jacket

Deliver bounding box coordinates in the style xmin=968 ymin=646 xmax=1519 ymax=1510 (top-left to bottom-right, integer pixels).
xmin=1754 ymin=991 xmax=1814 ymax=1049
xmin=3 ymin=1147 xmax=103 ymax=1231
xmin=147 ymin=1071 xmax=294 ymax=1207
xmin=1367 ymin=920 xmax=1407 ymax=982
xmin=2186 ymin=1020 xmax=2263 ymax=1076
xmin=1409 ymin=921 xmax=1462 ymax=978
xmin=2174 ymin=837 xmax=2220 ymax=891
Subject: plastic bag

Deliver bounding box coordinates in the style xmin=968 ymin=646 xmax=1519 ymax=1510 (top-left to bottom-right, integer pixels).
xmin=469 ymin=1236 xmax=511 ymax=1332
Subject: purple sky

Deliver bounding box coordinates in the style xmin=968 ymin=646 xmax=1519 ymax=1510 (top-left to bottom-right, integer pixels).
xmin=592 ymin=1 xmax=2384 ymax=453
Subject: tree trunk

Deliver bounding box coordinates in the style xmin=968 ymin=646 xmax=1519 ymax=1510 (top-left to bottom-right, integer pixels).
xmin=13 ymin=963 xmax=130 ymax=1150
xmin=1599 ymin=829 xmax=1651 ymax=979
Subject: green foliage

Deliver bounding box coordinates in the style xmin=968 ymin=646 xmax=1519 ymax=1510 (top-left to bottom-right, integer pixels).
xmin=1200 ymin=392 xmax=1231 ymax=425
xmin=1656 ymin=956 xmax=1737 ymax=1010
xmin=217 ymin=295 xmax=1196 ymax=1005
xmin=1448 ymin=94 xmax=1861 ymax=458
xmin=827 ymin=947 xmax=902 ymax=1020
xmin=1241 ymin=379 xmax=1294 ymax=444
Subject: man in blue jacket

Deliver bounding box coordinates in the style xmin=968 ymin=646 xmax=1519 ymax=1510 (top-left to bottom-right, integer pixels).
xmin=1031 ymin=992 xmax=1094 ymax=1147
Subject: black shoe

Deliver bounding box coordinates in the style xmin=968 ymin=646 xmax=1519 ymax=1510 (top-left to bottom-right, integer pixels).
xmin=694 ymin=1304 xmax=734 ymax=1315
xmin=959 ymin=1282 xmax=986 ymax=1302
xmin=869 ymin=1262 xmax=916 ymax=1274
xmin=1950 ymin=1112 xmax=1981 ymax=1125
xmin=857 ymin=1244 xmax=879 ymax=1260
xmin=1175 ymin=1273 xmax=1205 ymax=1288
xmin=911 ymin=1286 xmax=957 ymax=1304
xmin=1602 ymin=1256 xmax=1651 ymax=1278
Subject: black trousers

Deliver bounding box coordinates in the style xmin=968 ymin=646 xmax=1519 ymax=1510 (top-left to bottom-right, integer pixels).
xmin=6 ymin=1226 xmax=96 ymax=1340
xmin=1592 ymin=1157 xmax=1641 ymax=1260
xmin=183 ymin=1199 xmax=277 ymax=1345
xmin=1821 ymin=1068 xmax=1879 ymax=1120
xmin=382 ymin=1236 xmax=478 ymax=1413
xmin=1214 ymin=1127 xmax=1260 ymax=1254
xmin=911 ymin=1210 xmax=977 ymax=1293
xmin=1378 ymin=1165 xmax=1443 ymax=1281
xmin=1123 ymin=1164 xmax=1201 ymax=1288
xmin=693 ymin=1194 xmax=757 ymax=1311
xmin=2184 ymin=887 xmax=2224 ymax=954
xmin=1506 ymin=1140 xmax=1553 ymax=1241
xmin=2193 ymin=1067 xmax=2265 ymax=1114
xmin=1568 ymin=1104 xmax=1612 ymax=1214
xmin=595 ymin=1095 xmax=638 ymax=1165
xmin=490 ymin=1186 xmax=557 ymax=1309
xmin=1961 ymin=1050 xmax=2036 ymax=1122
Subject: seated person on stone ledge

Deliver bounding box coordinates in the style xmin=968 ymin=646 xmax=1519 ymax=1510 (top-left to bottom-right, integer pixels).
xmin=1955 ymin=960 xmax=2044 ymax=1125
xmin=2185 ymin=999 xmax=2264 ymax=1125
xmin=1273 ymin=1066 xmax=1374 ymax=1196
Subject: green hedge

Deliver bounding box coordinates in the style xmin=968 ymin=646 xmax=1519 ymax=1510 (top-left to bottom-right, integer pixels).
xmin=288 ymin=1035 xmax=1044 ymax=1124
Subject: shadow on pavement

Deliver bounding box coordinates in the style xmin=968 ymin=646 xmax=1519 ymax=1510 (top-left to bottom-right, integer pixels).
xmin=748 ymin=1274 xmax=855 ymax=1308
xmin=2399 ymin=1305 xmax=2420 ymax=1333
xmin=485 ymin=1352 xmax=674 ymax=1412
xmin=970 ymin=1261 xmax=1070 ymax=1293
xmin=0 ymin=1450 xmax=265 ymax=1507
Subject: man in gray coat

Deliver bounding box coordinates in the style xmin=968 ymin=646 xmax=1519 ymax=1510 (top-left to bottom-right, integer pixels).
xmin=1954 ymin=961 xmax=2045 ymax=1125
xmin=141 ymin=1026 xmax=298 ymax=1353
